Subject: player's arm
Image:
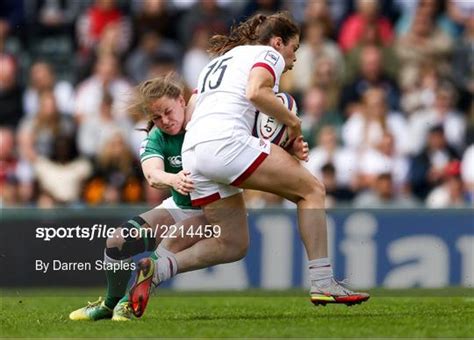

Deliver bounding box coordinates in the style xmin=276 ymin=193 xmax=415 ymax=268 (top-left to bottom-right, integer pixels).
xmin=142 ymin=158 xmax=194 ymax=195
xmin=246 ymin=68 xmax=300 ymax=131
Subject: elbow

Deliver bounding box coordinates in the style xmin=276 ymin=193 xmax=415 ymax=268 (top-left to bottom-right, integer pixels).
xmin=246 ymin=86 xmax=260 ymax=104
xmin=144 ymin=172 xmax=154 ymax=187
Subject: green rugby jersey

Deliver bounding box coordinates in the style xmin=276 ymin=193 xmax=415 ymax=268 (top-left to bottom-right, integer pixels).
xmin=139 ymin=128 xmax=196 ymax=209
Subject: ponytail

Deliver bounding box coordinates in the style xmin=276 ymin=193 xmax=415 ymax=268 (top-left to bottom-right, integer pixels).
xmin=208 ymin=12 xmax=299 ymax=57
xmin=208 ymin=14 xmax=267 ymax=57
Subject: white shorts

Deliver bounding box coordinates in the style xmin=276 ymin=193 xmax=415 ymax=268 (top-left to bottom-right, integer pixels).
xmin=182 ymin=133 xmax=271 ymax=206
xmin=154 ymin=197 xmax=202 ymax=223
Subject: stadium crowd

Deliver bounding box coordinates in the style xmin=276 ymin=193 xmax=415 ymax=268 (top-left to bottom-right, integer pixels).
xmin=0 ymin=0 xmax=473 ymax=208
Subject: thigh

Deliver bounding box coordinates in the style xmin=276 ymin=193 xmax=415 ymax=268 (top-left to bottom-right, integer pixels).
xmin=203 ymin=193 xmax=249 ymax=244
xmin=239 ymin=143 xmax=321 ymax=202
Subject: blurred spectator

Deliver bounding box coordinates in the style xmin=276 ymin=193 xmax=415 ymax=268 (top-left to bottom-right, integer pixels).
xmin=304 ymin=126 xmax=357 ymax=188
xmin=395 ymin=0 xmax=459 ymax=38
xmin=301 ymin=0 xmax=335 ymax=37
xmin=126 ymin=31 xmax=180 ymax=83
xmin=342 ymin=87 xmax=409 ymax=154
xmin=75 ymin=53 xmax=132 ymax=122
xmin=0 ymin=127 xmax=34 ymax=206
xmin=340 ymin=45 xmax=399 ymax=114
xmin=354 ymin=173 xmax=418 ymax=208
xmin=83 ymin=131 xmax=142 ymax=205
xmin=18 ymin=91 xmax=76 ymax=161
xmin=300 ymin=86 xmax=343 ymax=149
xmin=408 ymin=82 xmax=466 ymax=154
xmin=461 ymin=144 xmax=474 ymax=203
xmin=409 ymin=125 xmax=460 ymax=200
xmin=400 ymin=62 xmax=439 ymax=115
xmin=76 ymin=0 xmax=132 ymax=58
xmin=338 ymin=0 xmax=394 ymax=53
xmin=287 ymin=0 xmax=349 ymax=28
xmin=320 ymin=163 xmax=355 ymax=207
xmin=395 ymin=4 xmax=453 ymax=88
xmin=34 ymin=135 xmax=92 ymax=206
xmin=452 ymin=14 xmax=474 ymax=111
xmin=307 ymin=56 xmax=342 ymax=112
xmin=77 ymin=91 xmax=131 ymax=158
xmin=182 ymin=28 xmax=211 ymax=89
xmin=239 ymin=0 xmax=282 ymax=20
xmin=344 ymin=22 xmax=399 ymax=82
xmin=132 ymin=0 xmax=178 ymax=41
xmin=426 ymin=160 xmax=469 ymax=208
xmin=290 ymin=20 xmax=344 ymax=94
xmin=178 ymin=0 xmax=230 ymax=48
xmin=0 ymin=0 xmax=24 ymax=40
xmin=23 ymin=61 xmax=75 ymax=117
xmin=446 ymin=0 xmax=474 ymax=32
xmin=0 ymin=54 xmax=23 ymax=128
xmin=25 ymin=0 xmax=82 ymax=38
xmin=147 ymin=52 xmax=180 ymax=79
xmin=357 ymin=132 xmax=409 ymax=192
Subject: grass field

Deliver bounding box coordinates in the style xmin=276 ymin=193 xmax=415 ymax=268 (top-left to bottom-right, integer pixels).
xmin=1 ymin=288 xmax=473 ymax=338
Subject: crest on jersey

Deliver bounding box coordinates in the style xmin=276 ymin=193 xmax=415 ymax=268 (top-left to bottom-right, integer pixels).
xmin=168 ymin=155 xmax=182 ymax=167
xmin=264 ymin=51 xmax=279 ymax=66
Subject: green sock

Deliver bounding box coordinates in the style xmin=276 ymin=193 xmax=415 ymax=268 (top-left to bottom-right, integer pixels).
xmin=104 ymin=252 xmax=133 ymax=309
xmin=118 ymin=294 xmax=129 ymax=304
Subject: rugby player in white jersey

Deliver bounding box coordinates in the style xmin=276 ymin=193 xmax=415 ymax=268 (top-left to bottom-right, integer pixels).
xmin=129 ymin=12 xmax=369 ymax=316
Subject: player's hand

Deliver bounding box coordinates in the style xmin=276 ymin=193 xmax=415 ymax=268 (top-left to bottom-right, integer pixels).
xmin=172 ymin=170 xmax=194 ymax=195
xmin=284 ymin=117 xmax=302 ymax=149
xmin=289 ymin=136 xmax=309 ymax=162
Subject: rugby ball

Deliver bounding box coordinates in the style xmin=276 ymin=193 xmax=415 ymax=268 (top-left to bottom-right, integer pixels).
xmin=252 ymin=92 xmax=298 ymax=147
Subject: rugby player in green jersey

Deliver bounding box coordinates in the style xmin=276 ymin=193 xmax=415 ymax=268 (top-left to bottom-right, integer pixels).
xmin=70 ymin=76 xmax=209 ymax=321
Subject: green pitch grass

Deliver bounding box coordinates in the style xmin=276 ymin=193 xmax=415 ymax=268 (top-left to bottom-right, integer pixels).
xmin=1 ymin=288 xmax=473 ymax=338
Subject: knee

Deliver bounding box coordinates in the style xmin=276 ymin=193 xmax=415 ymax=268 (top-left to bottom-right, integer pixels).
xmin=304 ymin=177 xmax=326 ymax=205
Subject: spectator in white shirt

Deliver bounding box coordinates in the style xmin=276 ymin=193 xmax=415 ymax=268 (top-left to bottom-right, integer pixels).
xmin=23 ymin=61 xmax=75 ymax=117
xmin=304 ymin=125 xmax=357 ymax=187
xmin=408 ymin=82 xmax=466 ymax=154
xmin=342 ymin=87 xmax=410 ymax=154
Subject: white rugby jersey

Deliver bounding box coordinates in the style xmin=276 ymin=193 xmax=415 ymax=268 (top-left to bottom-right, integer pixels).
xmin=183 ymin=45 xmax=285 ymax=150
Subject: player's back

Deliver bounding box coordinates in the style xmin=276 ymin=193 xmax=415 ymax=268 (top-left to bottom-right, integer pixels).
xmin=183 ymin=44 xmax=284 ymax=150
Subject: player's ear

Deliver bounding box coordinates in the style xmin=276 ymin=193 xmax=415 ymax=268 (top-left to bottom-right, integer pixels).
xmin=178 ymin=95 xmax=186 ymax=107
xmin=269 ymin=36 xmax=283 ymax=50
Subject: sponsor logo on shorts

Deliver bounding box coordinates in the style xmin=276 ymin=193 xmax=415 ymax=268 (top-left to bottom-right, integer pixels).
xmin=168 ymin=155 xmax=182 ymax=167
xmin=264 ymin=51 xmax=279 ymax=66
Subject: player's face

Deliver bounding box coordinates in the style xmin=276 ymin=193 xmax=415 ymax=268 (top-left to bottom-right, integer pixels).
xmin=278 ymin=35 xmax=299 ymax=72
xmin=149 ymin=95 xmax=186 ymax=135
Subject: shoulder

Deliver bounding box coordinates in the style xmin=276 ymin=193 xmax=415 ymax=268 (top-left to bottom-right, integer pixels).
xmin=147 ymin=128 xmax=165 ymax=142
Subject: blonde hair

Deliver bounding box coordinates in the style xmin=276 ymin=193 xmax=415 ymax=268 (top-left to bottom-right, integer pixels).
xmin=128 ymin=73 xmax=184 ymax=133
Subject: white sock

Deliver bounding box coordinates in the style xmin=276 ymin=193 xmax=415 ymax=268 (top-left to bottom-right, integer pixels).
xmin=308 ymin=257 xmax=333 ymax=287
xmin=153 ymin=245 xmax=178 ymax=283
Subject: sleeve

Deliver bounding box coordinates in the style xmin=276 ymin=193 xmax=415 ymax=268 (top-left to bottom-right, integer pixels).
xmin=251 ymin=48 xmax=285 ymax=85
xmin=139 ymin=130 xmax=165 ymax=163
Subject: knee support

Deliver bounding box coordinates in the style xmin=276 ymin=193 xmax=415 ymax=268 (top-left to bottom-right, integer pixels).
xmin=106 ymin=216 xmax=156 ymax=260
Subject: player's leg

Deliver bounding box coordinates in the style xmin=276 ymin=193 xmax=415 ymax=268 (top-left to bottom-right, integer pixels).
xmin=239 ymin=144 xmax=369 ymax=305
xmin=130 ymin=193 xmax=249 ymax=317
xmin=71 ymin=202 xmax=203 ymax=321
xmin=69 ymin=210 xmax=172 ymax=321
